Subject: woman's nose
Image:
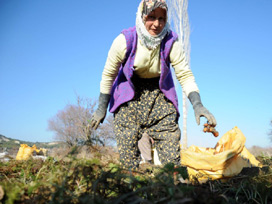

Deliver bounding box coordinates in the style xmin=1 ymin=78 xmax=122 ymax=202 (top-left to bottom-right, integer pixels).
xmin=153 ymin=19 xmax=159 ymax=27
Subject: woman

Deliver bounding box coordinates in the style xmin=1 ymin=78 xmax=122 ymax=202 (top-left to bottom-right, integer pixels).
xmin=90 ymin=0 xmax=216 ymax=169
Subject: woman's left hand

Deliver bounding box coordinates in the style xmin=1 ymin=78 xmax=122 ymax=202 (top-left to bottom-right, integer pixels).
xmin=188 ymin=92 xmax=217 ymax=126
xmin=193 ymin=105 xmax=217 ymax=126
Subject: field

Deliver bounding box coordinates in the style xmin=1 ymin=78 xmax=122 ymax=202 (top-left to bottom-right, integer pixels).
xmin=0 ymin=146 xmax=271 ymax=204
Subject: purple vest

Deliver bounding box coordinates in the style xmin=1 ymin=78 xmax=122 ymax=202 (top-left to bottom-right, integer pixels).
xmin=109 ymin=26 xmax=180 ymax=117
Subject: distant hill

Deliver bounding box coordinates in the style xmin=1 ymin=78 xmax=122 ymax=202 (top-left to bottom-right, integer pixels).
xmin=0 ymin=134 xmax=62 ymax=150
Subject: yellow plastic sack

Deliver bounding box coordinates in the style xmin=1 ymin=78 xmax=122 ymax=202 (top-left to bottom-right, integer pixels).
xmin=16 ymin=144 xmax=47 ymax=160
xmin=181 ymin=126 xmax=261 ymax=183
xmin=16 ymin=144 xmax=34 ymax=160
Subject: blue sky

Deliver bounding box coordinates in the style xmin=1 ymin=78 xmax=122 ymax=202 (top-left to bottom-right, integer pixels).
xmin=0 ymin=0 xmax=271 ymax=148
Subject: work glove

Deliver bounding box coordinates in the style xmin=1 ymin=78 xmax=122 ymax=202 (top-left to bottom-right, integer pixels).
xmin=90 ymin=93 xmax=111 ymax=130
xmin=188 ymin=91 xmax=217 ymax=126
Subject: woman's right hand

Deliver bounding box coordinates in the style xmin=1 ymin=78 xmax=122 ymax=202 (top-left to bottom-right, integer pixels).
xmin=90 ymin=109 xmax=107 ymax=130
xmin=90 ymin=93 xmax=111 ymax=130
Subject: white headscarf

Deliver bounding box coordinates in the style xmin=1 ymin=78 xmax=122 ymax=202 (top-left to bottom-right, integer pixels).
xmin=135 ymin=0 xmax=170 ymax=50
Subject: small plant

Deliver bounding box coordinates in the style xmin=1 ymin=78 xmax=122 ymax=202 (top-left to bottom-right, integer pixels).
xmin=0 ymin=150 xmax=271 ymax=203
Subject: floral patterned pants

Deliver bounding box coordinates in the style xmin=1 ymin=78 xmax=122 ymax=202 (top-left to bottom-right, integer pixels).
xmin=114 ymin=77 xmax=181 ymax=169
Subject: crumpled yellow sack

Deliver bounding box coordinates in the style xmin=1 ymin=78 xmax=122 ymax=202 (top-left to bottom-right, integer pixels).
xmin=16 ymin=144 xmax=47 ymax=160
xmin=181 ymin=126 xmax=261 ymax=183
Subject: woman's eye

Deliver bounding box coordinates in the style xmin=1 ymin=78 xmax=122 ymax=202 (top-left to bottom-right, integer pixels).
xmin=159 ymin=17 xmax=166 ymax=22
xmin=147 ymin=16 xmax=156 ymax=21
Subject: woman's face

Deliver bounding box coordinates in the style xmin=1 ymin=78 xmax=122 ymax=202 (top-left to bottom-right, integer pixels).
xmin=144 ymin=7 xmax=166 ymax=36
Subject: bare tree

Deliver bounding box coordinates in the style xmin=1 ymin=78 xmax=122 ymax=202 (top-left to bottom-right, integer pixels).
xmin=168 ymin=0 xmax=190 ymax=149
xmin=269 ymin=120 xmax=272 ymax=143
xmin=48 ymin=96 xmax=96 ymax=147
xmin=48 ymin=95 xmax=116 ymax=147
xmin=96 ymin=115 xmax=115 ymax=146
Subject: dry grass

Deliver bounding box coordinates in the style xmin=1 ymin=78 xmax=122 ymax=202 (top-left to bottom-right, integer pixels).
xmin=0 ymin=146 xmax=271 ymax=204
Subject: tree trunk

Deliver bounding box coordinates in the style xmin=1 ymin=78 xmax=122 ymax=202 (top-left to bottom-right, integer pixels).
xmin=168 ymin=0 xmax=190 ymax=150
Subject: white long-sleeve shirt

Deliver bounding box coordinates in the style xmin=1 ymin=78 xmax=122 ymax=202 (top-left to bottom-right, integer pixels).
xmin=100 ymin=33 xmax=199 ymax=96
